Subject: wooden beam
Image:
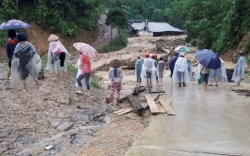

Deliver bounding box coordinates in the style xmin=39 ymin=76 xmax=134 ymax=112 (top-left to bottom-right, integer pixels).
xmin=158 ymin=98 xmax=175 ymax=115
xmin=144 ymin=94 xmax=160 ymax=114
xmin=127 ymin=95 xmax=145 ymax=116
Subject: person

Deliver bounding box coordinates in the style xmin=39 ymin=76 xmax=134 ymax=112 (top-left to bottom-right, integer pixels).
xmin=46 ymin=34 xmax=71 ymax=77
xmin=11 ymin=32 xmax=41 ymax=91
xmin=200 ymin=64 xmax=210 ymax=90
xmin=157 ymin=57 xmax=166 ymax=87
xmin=172 ymin=52 xmax=189 ymax=87
xmin=186 ymin=55 xmax=193 ymax=80
xmin=169 ymin=52 xmax=179 ymax=78
xmin=151 ymin=54 xmax=160 ymax=87
xmin=75 ymin=52 xmax=91 ymax=95
xmin=135 ymin=55 xmax=142 ymax=83
xmin=108 ymin=59 xmax=123 ymax=105
xmin=209 ymin=57 xmax=228 ymax=86
xmin=141 ymin=52 xmax=157 ymax=88
xmin=232 ymin=50 xmax=247 ymax=86
xmin=6 ymin=29 xmax=18 ymax=83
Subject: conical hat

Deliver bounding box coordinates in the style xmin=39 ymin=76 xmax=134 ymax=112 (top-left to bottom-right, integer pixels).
xmin=110 ymin=59 xmax=122 ymax=68
xmin=47 ymin=34 xmax=59 ymax=41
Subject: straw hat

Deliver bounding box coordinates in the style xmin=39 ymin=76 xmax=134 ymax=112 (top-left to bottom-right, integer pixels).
xmin=47 ymin=34 xmax=59 ymax=42
xmin=110 ymin=59 xmax=122 ymax=68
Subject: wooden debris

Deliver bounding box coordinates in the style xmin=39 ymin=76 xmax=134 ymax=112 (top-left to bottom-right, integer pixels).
xmin=144 ymin=94 xmax=160 ymax=114
xmin=118 ymin=96 xmax=128 ymax=103
xmin=132 ymin=86 xmax=145 ymax=96
xmin=158 ymin=98 xmax=175 ymax=115
xmin=113 ymin=107 xmax=134 ymax=115
xmin=106 ymin=96 xmax=111 ymax=103
xmin=127 ymin=95 xmax=145 ymax=116
xmin=151 ymin=88 xmax=166 ymax=94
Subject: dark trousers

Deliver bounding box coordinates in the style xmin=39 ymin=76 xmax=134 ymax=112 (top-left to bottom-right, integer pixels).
xmin=77 ymin=73 xmax=91 ymax=90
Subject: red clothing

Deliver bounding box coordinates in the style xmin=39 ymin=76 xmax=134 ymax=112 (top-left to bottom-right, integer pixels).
xmin=80 ymin=54 xmax=91 ymax=74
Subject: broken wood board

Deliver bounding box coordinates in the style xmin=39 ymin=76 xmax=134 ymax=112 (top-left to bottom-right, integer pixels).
xmin=127 ymin=95 xmax=145 ymax=116
xmin=113 ymin=107 xmax=133 ymax=114
xmin=158 ymin=98 xmax=175 ymax=115
xmin=117 ymin=108 xmax=134 ymax=115
xmin=118 ymin=96 xmax=128 ymax=103
xmin=151 ymin=88 xmax=166 ymax=94
xmin=144 ymin=94 xmax=161 ymax=114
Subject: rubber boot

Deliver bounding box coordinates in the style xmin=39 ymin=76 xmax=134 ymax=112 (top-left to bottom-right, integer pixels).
xmin=178 ymin=83 xmax=181 ymax=87
xmin=139 ymin=78 xmax=141 ymax=83
xmin=183 ymin=82 xmax=186 ymax=87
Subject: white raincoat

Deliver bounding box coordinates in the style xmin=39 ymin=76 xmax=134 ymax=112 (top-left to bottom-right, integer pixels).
xmin=11 ymin=42 xmax=41 ymax=88
xmin=172 ymin=57 xmax=189 ymax=83
xmin=157 ymin=60 xmax=166 ymax=78
xmin=209 ymin=58 xmax=228 ymax=83
xmin=140 ymin=57 xmax=157 ymax=87
xmin=231 ymin=56 xmax=247 ymax=82
xmin=46 ymin=40 xmax=71 ymax=73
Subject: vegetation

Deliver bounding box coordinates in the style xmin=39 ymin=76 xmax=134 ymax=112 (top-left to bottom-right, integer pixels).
xmin=1 ymin=0 xmax=250 ymax=56
xmin=91 ymin=74 xmax=102 ymax=88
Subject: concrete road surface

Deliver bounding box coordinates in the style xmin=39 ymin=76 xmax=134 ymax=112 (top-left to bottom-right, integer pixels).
xmin=125 ymin=76 xmax=250 ymax=156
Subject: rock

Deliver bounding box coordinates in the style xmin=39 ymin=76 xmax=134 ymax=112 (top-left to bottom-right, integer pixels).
xmin=44 ymin=145 xmax=55 ymax=150
xmin=56 ymin=94 xmax=70 ymax=105
xmin=57 ymin=122 xmax=73 ymax=131
xmin=51 ymin=121 xmax=60 ymax=128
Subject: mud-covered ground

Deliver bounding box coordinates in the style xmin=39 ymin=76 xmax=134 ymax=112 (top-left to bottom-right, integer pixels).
xmin=1 ymin=36 xmax=249 ymax=156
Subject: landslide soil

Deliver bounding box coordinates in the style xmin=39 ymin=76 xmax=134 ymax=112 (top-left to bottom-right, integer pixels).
xmin=0 ymin=36 xmax=187 ymax=156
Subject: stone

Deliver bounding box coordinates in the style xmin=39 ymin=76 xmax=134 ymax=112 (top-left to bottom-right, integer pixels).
xmin=51 ymin=121 xmax=60 ymax=128
xmin=57 ymin=122 xmax=73 ymax=131
xmin=56 ymin=94 xmax=70 ymax=105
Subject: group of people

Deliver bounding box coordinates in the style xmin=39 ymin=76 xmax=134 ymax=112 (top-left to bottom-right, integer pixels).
xmin=5 ymin=30 xmax=248 ymax=104
xmin=6 ymin=30 xmax=92 ymax=94
xmin=133 ymin=49 xmax=248 ymax=92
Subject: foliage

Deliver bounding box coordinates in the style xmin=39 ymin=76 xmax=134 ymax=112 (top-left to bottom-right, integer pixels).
xmin=67 ymin=64 xmax=78 ymax=77
xmin=91 ymin=74 xmax=102 ymax=88
xmin=0 ymin=0 xmax=105 ymax=41
xmin=98 ymin=29 xmax=128 ymax=53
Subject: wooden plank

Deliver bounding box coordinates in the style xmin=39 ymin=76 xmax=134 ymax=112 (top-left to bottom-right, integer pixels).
xmin=117 ymin=108 xmax=134 ymax=115
xmin=118 ymin=96 xmax=128 ymax=103
xmin=113 ymin=107 xmax=133 ymax=114
xmin=144 ymin=94 xmax=160 ymax=114
xmin=127 ymin=95 xmax=145 ymax=116
xmin=158 ymin=98 xmax=175 ymax=115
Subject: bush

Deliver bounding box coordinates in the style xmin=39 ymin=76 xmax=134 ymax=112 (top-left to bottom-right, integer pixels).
xmin=98 ymin=29 xmax=128 ymax=53
xmin=91 ymin=74 xmax=102 ymax=88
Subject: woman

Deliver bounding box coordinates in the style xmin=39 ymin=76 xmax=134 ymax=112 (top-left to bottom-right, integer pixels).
xmin=109 ymin=59 xmax=123 ymax=105
xmin=200 ymin=64 xmax=210 ymax=90
xmin=169 ymin=52 xmax=179 ymax=78
xmin=75 ymin=52 xmax=91 ymax=95
xmin=172 ymin=52 xmax=189 ymax=87
xmin=46 ymin=34 xmax=71 ymax=76
xmin=135 ymin=55 xmax=142 ymax=83
xmin=6 ymin=29 xmax=18 ymax=83
xmin=11 ymin=33 xmax=41 ymax=91
xmin=232 ymin=50 xmax=247 ymax=86
xmin=209 ymin=57 xmax=228 ymax=86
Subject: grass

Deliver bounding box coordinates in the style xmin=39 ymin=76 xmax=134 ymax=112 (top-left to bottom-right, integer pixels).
xmin=67 ymin=64 xmax=78 ymax=77
xmin=91 ymin=74 xmax=102 ymax=88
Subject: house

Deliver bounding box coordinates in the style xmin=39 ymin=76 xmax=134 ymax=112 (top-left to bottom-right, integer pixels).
xmin=129 ymin=20 xmax=183 ymax=37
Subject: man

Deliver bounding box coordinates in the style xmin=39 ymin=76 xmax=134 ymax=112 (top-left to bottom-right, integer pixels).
xmin=141 ymin=53 xmax=157 ymax=88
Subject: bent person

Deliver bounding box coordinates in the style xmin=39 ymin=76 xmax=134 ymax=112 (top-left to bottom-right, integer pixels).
xmin=46 ymin=34 xmax=71 ymax=77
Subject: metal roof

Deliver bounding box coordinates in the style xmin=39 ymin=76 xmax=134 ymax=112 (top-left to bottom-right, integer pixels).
xmin=131 ymin=22 xmax=183 ymax=33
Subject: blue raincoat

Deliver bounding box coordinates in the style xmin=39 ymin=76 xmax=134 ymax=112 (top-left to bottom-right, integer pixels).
xmin=135 ymin=58 xmax=142 ymax=78
xmin=169 ymin=52 xmax=179 ymax=78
